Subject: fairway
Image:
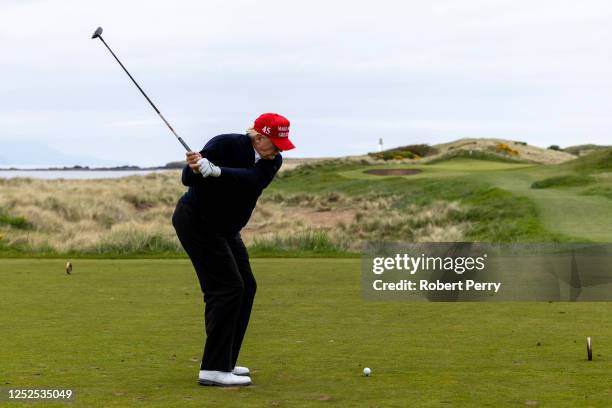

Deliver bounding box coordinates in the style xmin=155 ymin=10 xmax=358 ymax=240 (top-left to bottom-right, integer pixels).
xmin=339 ymin=158 xmax=612 ymax=242
xmin=476 ymin=169 xmax=612 ymax=242
xmin=1 ymin=259 xmax=610 ymax=407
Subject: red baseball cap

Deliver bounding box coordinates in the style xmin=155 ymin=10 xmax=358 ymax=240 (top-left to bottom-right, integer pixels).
xmin=253 ymin=113 xmax=295 ymax=151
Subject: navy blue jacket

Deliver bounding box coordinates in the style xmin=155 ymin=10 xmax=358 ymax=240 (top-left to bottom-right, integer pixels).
xmin=179 ymin=133 xmax=282 ymax=235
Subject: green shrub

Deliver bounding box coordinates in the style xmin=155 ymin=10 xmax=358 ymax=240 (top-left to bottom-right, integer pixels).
xmin=566 ymin=148 xmax=612 ymax=173
xmin=369 ymin=150 xmax=416 ymax=161
xmin=367 ymin=144 xmax=440 ymax=161
xmin=427 ymin=150 xmax=528 ymax=164
xmin=581 ymin=185 xmax=612 ymax=200
xmin=392 ymin=144 xmax=438 ymax=157
xmin=494 ymin=143 xmax=519 ymax=156
xmin=0 ymin=209 xmax=31 ymax=230
xmin=531 ymin=175 xmax=595 ymax=189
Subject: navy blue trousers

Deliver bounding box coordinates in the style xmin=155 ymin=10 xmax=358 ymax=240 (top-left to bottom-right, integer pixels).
xmin=172 ymin=200 xmax=256 ymax=371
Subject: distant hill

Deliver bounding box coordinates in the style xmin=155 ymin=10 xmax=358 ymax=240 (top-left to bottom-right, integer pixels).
xmin=429 ymin=138 xmax=576 ymax=164
xmin=563 ymin=144 xmax=611 ymax=156
xmin=163 ymin=161 xmax=185 ymax=169
xmin=561 ymin=147 xmax=612 ymax=172
xmin=366 ymin=138 xmax=578 ymax=165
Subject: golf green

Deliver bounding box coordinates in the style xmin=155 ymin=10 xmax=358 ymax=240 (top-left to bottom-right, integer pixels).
xmin=1 ymin=258 xmax=610 ymax=407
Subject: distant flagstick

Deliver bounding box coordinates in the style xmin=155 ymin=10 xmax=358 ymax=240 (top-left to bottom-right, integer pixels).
xmin=91 ymin=27 xmax=192 ymax=152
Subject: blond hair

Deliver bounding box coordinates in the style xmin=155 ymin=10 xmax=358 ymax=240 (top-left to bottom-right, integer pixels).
xmin=246 ymin=127 xmax=262 ymax=140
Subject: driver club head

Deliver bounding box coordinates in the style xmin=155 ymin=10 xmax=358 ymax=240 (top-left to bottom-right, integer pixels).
xmin=91 ymin=27 xmax=103 ymax=39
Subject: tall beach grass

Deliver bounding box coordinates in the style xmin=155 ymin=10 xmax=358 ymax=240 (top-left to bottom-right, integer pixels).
xmin=0 ymin=172 xmax=471 ymax=256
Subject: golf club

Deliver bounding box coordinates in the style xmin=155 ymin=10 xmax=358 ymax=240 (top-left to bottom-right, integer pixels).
xmin=91 ymin=26 xmax=192 ymax=152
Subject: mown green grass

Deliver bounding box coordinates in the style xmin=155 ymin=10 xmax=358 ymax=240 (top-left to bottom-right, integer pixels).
xmin=1 ymin=258 xmax=610 ymax=407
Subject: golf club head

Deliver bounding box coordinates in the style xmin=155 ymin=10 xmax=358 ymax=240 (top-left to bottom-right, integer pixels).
xmin=91 ymin=27 xmax=103 ymax=39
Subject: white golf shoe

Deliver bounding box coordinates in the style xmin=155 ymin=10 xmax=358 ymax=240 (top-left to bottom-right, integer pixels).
xmin=232 ymin=366 xmax=250 ymax=376
xmin=198 ymin=370 xmax=251 ymax=387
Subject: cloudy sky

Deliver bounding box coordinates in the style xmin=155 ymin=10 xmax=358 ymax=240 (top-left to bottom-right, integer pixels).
xmin=0 ymin=0 xmax=610 ymax=167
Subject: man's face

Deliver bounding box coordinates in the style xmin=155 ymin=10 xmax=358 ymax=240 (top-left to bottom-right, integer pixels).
xmin=254 ymin=134 xmax=281 ymax=160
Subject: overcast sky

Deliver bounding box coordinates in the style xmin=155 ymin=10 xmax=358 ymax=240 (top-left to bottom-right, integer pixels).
xmin=1 ymin=0 xmax=611 ymax=166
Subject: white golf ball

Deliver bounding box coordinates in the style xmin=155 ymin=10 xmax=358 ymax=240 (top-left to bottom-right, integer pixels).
xmin=363 ymin=367 xmax=371 ymax=376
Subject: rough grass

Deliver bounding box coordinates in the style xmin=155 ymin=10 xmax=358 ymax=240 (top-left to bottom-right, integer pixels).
xmin=563 ymin=144 xmax=611 ymax=156
xmin=255 ymin=192 xmax=470 ymax=247
xmin=1 ymin=152 xmax=605 ymax=256
xmin=562 ymin=148 xmax=612 ymax=173
xmin=250 ymin=229 xmax=350 ymax=256
xmin=394 ymin=179 xmax=570 ymax=242
xmin=531 ymin=174 xmax=596 ymax=189
xmin=0 ymin=165 xmax=477 ymax=255
xmin=0 ymin=172 xmax=185 ymax=255
xmin=426 ymin=149 xmax=530 ymax=164
xmin=369 ymin=144 xmax=438 ymax=161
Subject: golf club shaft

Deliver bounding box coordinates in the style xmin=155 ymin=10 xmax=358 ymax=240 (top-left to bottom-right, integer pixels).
xmin=96 ymin=35 xmax=192 ymax=152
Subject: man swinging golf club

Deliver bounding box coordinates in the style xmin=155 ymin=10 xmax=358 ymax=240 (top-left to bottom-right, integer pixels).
xmin=91 ymin=27 xmax=295 ymax=386
xmin=172 ymin=113 xmax=295 ymax=386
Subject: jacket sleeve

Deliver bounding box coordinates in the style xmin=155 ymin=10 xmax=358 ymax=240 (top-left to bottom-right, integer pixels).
xmin=179 ymin=137 xmax=225 ymax=186
xmin=219 ymin=156 xmax=282 ymax=192
xmin=181 ymin=164 xmax=200 ymax=186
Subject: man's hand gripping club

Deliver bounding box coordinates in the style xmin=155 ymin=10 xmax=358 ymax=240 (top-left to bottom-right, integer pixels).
xmin=186 ymin=151 xmax=221 ymax=178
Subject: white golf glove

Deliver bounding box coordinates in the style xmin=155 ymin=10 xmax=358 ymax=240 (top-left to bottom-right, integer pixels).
xmin=197 ymin=158 xmax=221 ymax=178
